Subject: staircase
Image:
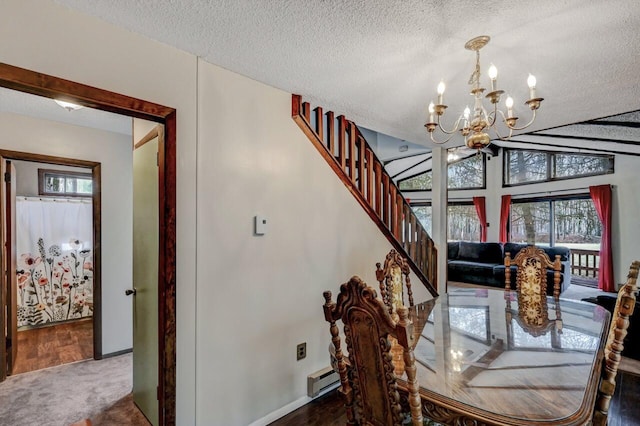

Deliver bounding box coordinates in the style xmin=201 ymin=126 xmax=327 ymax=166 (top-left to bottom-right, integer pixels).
xmin=292 ymin=95 xmax=438 ymax=297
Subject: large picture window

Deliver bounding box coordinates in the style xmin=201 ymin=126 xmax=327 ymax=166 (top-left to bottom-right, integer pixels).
xmin=411 ymin=202 xmax=480 ymax=242
xmin=504 ymin=149 xmax=613 ymax=187
xmin=399 ymin=154 xmax=485 ymax=191
xmin=510 ymin=196 xmax=601 ymax=249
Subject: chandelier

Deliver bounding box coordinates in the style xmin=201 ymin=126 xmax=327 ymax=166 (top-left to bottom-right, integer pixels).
xmin=424 ymin=36 xmax=543 ymax=150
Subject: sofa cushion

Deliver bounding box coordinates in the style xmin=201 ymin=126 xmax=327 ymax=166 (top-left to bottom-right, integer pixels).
xmin=449 ymin=260 xmax=502 ymax=287
xmin=503 ymin=242 xmax=527 ymax=259
xmin=457 ymin=241 xmax=503 ymax=264
xmin=447 ymin=241 xmax=459 ymax=260
xmin=544 ymin=246 xmax=570 ymax=262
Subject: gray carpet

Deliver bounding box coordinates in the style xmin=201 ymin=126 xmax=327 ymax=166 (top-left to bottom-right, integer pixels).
xmin=0 ymin=353 xmax=132 ymax=426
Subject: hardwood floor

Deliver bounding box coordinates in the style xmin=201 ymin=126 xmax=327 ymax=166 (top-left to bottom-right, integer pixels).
xmin=269 ymin=372 xmax=640 ymax=425
xmin=11 ymin=318 xmax=93 ymax=375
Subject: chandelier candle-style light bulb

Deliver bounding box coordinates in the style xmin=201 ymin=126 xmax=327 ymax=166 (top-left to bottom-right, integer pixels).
xmin=527 ymin=74 xmax=537 ymax=99
xmin=488 ymin=64 xmax=498 ymax=91
xmin=505 ymin=96 xmax=514 ymax=118
xmin=424 ymin=35 xmax=544 ymax=148
xmin=437 ymin=81 xmax=446 ymax=104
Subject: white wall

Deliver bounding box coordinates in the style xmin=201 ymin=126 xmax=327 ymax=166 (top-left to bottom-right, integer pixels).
xmin=196 ymin=59 xmax=431 ymax=425
xmin=0 ymin=113 xmax=133 ymax=353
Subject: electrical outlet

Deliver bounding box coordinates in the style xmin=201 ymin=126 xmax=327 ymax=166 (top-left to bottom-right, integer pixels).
xmin=297 ymin=342 xmax=307 ymax=361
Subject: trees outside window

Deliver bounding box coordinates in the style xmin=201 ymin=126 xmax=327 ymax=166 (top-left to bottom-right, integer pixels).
xmin=399 ymin=154 xmax=485 ymax=191
xmin=504 ymin=149 xmax=613 ymax=187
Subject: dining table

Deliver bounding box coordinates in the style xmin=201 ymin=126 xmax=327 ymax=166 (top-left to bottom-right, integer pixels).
xmin=394 ymin=286 xmax=611 ymax=425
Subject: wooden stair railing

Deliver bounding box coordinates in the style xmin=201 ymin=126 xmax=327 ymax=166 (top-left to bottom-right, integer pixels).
xmin=292 ymin=94 xmax=438 ymax=297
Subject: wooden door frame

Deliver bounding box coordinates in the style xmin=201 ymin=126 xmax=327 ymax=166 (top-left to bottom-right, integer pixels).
xmin=0 ymin=63 xmax=177 ymax=426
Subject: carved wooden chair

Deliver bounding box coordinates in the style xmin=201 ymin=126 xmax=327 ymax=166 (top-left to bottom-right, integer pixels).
xmin=592 ymin=260 xmax=640 ymax=426
xmin=505 ymin=245 xmax=562 ymax=297
xmin=376 ymin=249 xmax=414 ymax=320
xmin=323 ymin=276 xmax=423 ymax=425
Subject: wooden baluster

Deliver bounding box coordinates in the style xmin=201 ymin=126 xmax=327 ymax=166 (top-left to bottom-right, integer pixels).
xmin=357 ymin=135 xmax=365 ymax=193
xmin=409 ymin=212 xmax=417 ymax=260
xmin=390 ymin=185 xmax=397 ymax=235
xmin=404 ymin=203 xmax=411 ymax=252
xmin=314 ymin=107 xmax=324 ymax=144
xmin=337 ymin=116 xmax=346 ymax=170
xmin=382 ymin=174 xmax=389 ymax=227
xmin=366 ymin=149 xmax=374 ymax=207
xmin=302 ymin=102 xmax=311 ymax=122
xmin=326 ymin=111 xmax=335 ymax=157
xmin=396 ymin=192 xmax=403 ymax=240
xmin=348 ymin=122 xmax=356 ymax=183
xmin=375 ymin=161 xmax=382 ymax=217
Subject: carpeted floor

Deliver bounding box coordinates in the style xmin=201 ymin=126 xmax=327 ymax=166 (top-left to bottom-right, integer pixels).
xmin=0 ymin=353 xmax=145 ymax=426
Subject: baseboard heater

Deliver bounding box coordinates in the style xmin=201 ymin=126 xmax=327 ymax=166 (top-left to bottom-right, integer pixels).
xmin=307 ymin=366 xmax=340 ymax=397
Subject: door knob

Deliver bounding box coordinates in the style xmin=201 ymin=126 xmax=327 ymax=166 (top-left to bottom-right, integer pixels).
xmin=125 ymin=288 xmax=137 ymax=296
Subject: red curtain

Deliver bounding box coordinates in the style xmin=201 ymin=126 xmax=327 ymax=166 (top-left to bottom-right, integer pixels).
xmin=590 ymin=184 xmax=614 ymax=292
xmin=499 ymin=195 xmax=511 ymax=243
xmin=473 ymin=196 xmax=487 ymax=242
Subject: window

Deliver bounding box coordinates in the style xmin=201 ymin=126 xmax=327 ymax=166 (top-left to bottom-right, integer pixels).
xmin=510 ymin=196 xmax=601 ymax=250
xmin=399 ymin=154 xmax=485 ymax=191
xmin=510 ymin=201 xmax=550 ymax=245
xmin=504 ymin=149 xmax=613 ymax=186
xmin=399 ymin=171 xmax=432 ymax=191
xmin=448 ymin=154 xmax=485 ymax=189
xmin=411 ymin=204 xmax=432 ymax=235
xmin=411 ymin=202 xmax=480 ymax=242
xmin=39 ymin=169 xmax=92 ymax=197
xmin=448 ymin=204 xmax=480 ymax=242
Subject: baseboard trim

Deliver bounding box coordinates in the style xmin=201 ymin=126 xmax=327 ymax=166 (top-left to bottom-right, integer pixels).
xmin=100 ymin=348 xmax=133 ymax=359
xmin=247 ymin=383 xmax=339 ymax=426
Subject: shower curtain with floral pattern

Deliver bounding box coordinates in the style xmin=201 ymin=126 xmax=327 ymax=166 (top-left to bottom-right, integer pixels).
xmin=16 ymin=197 xmax=93 ymax=328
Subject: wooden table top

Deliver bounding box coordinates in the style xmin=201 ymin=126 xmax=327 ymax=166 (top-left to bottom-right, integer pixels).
xmin=396 ymin=287 xmax=611 ymax=425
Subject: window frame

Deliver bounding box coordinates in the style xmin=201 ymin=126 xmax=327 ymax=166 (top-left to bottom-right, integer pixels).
xmin=502 ymin=148 xmax=614 ymax=188
xmin=38 ymin=168 xmax=93 ymax=197
xmin=509 ymin=193 xmax=595 ymax=247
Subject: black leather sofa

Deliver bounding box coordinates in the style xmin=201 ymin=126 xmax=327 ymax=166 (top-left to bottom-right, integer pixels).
xmin=447 ymin=241 xmax=571 ymax=295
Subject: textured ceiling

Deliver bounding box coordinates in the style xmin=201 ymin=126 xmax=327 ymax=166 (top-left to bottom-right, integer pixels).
xmin=52 ymin=0 xmax=640 ymax=149
xmin=0 ymin=88 xmax=132 ymax=135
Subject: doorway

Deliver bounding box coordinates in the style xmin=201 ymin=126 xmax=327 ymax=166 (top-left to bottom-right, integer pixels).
xmin=7 ymin=158 xmax=97 ymax=375
xmin=0 ymin=63 xmax=177 ymax=425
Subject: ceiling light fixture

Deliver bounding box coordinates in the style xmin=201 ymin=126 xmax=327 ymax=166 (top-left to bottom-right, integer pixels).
xmin=425 ymin=36 xmax=543 ymax=150
xmin=54 ymin=99 xmax=84 ymax=111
